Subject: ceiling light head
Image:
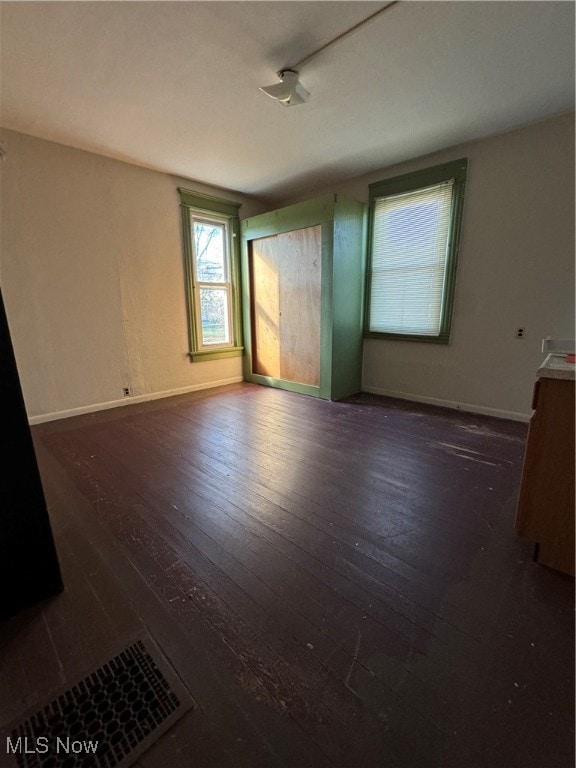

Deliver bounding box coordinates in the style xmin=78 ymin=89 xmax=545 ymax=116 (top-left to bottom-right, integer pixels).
xmin=259 ymin=70 xmax=310 ymax=107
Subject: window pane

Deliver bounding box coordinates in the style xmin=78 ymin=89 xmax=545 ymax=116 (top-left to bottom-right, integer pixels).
xmin=370 ymin=180 xmax=454 ymax=336
xmin=199 ymin=287 xmax=230 ymax=345
xmin=193 ymin=220 xmax=226 ymax=282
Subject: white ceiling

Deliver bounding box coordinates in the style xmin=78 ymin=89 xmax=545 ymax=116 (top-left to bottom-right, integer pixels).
xmin=1 ymin=1 xmax=574 ymax=202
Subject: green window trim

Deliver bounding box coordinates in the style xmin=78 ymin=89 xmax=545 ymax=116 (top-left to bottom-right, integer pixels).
xmin=178 ymin=188 xmax=244 ymax=361
xmin=189 ymin=346 xmax=244 ymax=363
xmin=364 ymin=158 xmax=467 ymax=344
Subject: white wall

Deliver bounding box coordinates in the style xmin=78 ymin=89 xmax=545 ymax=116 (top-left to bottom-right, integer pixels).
xmin=0 ymin=129 xmax=267 ymax=421
xmin=282 ymin=113 xmax=575 ymax=420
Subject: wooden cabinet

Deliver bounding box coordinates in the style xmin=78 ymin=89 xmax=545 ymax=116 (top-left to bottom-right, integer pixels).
xmin=241 ymin=194 xmax=366 ymax=400
xmin=515 ymin=368 xmax=575 ymax=576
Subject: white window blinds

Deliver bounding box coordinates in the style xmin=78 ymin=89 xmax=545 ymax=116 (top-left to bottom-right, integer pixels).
xmin=369 ymin=179 xmax=455 ymax=336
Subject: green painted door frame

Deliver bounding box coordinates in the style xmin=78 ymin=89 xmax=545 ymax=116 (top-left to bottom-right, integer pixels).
xmin=241 ymin=194 xmax=366 ymax=400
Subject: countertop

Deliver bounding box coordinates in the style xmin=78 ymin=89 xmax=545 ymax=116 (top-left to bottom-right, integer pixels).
xmin=537 ymin=353 xmax=576 ymax=381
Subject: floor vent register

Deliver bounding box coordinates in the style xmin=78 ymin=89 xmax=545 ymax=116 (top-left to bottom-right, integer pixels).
xmin=6 ymin=638 xmax=193 ymax=768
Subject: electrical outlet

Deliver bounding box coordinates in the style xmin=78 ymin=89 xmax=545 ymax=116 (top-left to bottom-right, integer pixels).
xmin=516 ymin=328 xmax=525 ymax=339
xmin=123 ymin=387 xmax=131 ymax=396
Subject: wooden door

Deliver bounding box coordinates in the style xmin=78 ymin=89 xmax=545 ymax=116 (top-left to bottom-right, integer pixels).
xmin=250 ymin=226 xmax=321 ymax=386
xmin=0 ymin=290 xmax=63 ymax=619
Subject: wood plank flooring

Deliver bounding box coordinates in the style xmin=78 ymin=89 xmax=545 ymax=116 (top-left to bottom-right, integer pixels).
xmin=0 ymin=383 xmax=573 ymax=767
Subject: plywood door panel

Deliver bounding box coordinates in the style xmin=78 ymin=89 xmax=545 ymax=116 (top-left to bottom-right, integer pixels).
xmin=251 ymin=236 xmax=281 ymax=378
xmin=250 ymin=226 xmax=321 ymax=387
xmin=277 ymin=227 xmax=321 ymax=386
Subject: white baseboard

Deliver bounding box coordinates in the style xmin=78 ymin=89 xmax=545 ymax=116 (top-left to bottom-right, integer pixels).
xmin=361 ymin=385 xmax=530 ymax=423
xmin=28 ymin=377 xmax=244 ymax=425
xmin=29 ymin=378 xmax=530 ymax=425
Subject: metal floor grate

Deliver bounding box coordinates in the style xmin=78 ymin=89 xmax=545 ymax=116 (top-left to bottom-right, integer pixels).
xmin=7 ymin=639 xmax=192 ymax=768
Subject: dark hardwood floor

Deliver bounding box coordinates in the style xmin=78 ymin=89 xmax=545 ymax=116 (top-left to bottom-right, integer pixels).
xmin=1 ymin=382 xmax=573 ymax=767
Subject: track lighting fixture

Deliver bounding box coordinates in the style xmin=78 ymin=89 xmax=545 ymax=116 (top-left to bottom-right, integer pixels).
xmin=259 ymin=70 xmax=310 ymax=107
xmin=259 ymin=2 xmax=398 ymax=108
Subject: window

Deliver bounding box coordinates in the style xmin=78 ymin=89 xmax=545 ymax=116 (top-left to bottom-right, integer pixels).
xmin=178 ymin=189 xmax=243 ymax=361
xmin=365 ymin=158 xmax=467 ymax=343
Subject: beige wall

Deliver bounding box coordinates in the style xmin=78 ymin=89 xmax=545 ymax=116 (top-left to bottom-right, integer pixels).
xmin=0 ymin=129 xmax=267 ymax=421
xmin=2 ymin=115 xmax=573 ymax=422
xmin=282 ymin=113 xmax=575 ymax=420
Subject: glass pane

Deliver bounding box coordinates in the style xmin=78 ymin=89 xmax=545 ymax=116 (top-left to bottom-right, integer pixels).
xmin=200 ymin=287 xmax=230 ymax=345
xmin=193 ymin=220 xmax=226 ymax=282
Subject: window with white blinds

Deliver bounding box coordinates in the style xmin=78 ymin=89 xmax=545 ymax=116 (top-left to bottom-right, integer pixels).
xmin=366 ymin=159 xmax=467 ymax=343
